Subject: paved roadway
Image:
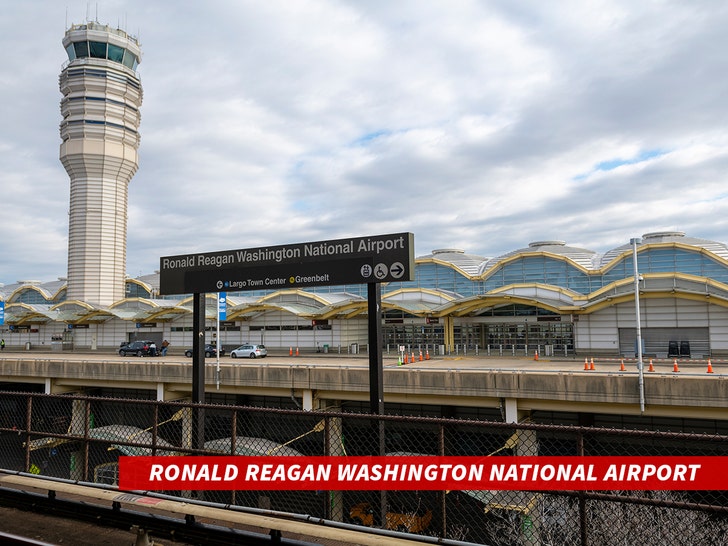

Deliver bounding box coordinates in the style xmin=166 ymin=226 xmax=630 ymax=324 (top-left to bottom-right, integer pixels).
xmin=1 ymin=348 xmax=723 ymax=376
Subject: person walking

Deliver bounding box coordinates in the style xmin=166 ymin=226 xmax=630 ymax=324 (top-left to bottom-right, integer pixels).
xmin=161 ymin=340 xmax=170 ymax=357
xmin=0 ymin=339 xmax=4 ymax=351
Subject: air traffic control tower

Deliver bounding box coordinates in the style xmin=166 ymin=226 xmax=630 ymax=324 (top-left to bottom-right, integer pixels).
xmin=59 ymin=22 xmax=143 ymax=306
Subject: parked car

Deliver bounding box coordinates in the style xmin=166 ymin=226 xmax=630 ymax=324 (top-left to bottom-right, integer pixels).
xmin=184 ymin=344 xmax=225 ymax=358
xmin=230 ymin=343 xmax=267 ymax=358
xmin=118 ymin=340 xmax=156 ymax=357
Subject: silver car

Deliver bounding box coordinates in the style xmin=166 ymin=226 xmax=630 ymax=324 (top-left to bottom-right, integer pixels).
xmin=230 ymin=343 xmax=267 ymax=358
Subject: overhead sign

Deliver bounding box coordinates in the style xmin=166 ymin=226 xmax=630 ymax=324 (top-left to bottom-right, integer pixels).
xmin=159 ymin=233 xmax=414 ymax=295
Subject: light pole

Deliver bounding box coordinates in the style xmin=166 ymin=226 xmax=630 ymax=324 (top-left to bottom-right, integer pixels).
xmin=631 ymin=237 xmax=645 ymax=414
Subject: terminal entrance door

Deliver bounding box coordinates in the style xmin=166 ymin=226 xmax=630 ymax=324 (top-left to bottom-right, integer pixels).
xmin=384 ymin=323 xmax=444 ymax=349
xmin=383 ymin=319 xmax=574 ymax=355
xmin=480 ymin=322 xmax=573 ymax=355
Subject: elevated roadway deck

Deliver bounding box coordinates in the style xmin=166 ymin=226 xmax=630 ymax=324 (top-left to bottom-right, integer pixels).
xmin=0 ymin=351 xmax=725 ymax=421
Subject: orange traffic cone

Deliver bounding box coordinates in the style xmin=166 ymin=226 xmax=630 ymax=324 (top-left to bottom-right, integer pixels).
xmin=589 ymin=357 xmax=595 ymax=371
xmin=648 ymin=359 xmax=655 ymax=372
xmin=404 ymin=353 xmax=409 ymax=364
xmin=425 ymin=349 xmax=430 ymax=360
xmin=707 ymin=359 xmax=714 ymax=373
xmin=296 ymin=347 xmax=300 ymax=357
xmin=419 ymin=350 xmax=423 ymax=361
xmin=412 ymin=352 xmax=415 ymax=363
xmin=289 ymin=347 xmax=293 ymax=356
xmin=619 ymin=359 xmax=625 ymax=371
xmin=673 ymin=359 xmax=680 ymax=372
xmin=534 ymin=350 xmax=539 ymax=361
xmin=584 ymin=358 xmax=589 ymax=370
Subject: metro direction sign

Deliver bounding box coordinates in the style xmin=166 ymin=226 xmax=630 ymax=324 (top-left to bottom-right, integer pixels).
xmin=159 ymin=233 xmax=414 ymax=295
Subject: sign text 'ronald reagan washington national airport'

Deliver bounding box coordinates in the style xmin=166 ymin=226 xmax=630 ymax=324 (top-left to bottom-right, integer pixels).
xmin=159 ymin=233 xmax=414 ymax=295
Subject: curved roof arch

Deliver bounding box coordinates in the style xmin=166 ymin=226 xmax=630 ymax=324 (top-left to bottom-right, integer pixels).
xmin=410 ymin=261 xmax=479 ymax=297
xmin=44 ymin=300 xmax=112 ymax=324
xmin=580 ymin=273 xmax=728 ymax=313
xmin=125 ymin=277 xmax=154 ymax=298
xmin=1 ymin=279 xmax=67 ymax=304
xmin=108 ymin=297 xmax=189 ymax=323
xmin=480 ymin=253 xmax=594 ymax=294
xmin=416 ymin=248 xmax=489 ymax=276
xmin=52 ymin=300 xmax=97 ymax=312
xmin=438 ymin=294 xmax=566 ymax=318
xmin=7 ymin=285 xmax=56 ymax=304
xmin=600 ymin=241 xmax=728 ymax=277
xmin=2 ymin=302 xmax=55 ymax=324
xmin=600 ymin=231 xmax=728 ymax=267
xmin=481 ymin=241 xmax=598 ymax=274
xmin=381 ymin=288 xmax=460 ymax=316
xmin=431 ymin=283 xmax=580 ymax=317
xmin=317 ymin=300 xmax=368 ymax=319
xmin=259 ymin=289 xmax=335 ymax=308
xmin=226 ymin=302 xmax=320 ymax=321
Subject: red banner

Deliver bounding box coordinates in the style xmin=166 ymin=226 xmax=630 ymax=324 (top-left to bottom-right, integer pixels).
xmin=118 ymin=456 xmax=728 ymax=491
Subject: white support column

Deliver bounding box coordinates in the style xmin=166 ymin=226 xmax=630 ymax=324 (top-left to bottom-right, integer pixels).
xmin=503 ymin=398 xmax=519 ymax=424
xmin=302 ymin=390 xmax=314 ymax=411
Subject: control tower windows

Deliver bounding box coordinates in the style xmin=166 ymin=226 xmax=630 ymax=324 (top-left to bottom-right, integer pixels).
xmin=89 ymin=41 xmax=107 ymax=58
xmin=108 ymin=43 xmax=124 ymax=63
xmin=72 ymin=41 xmax=89 ymax=58
xmin=66 ymin=41 xmax=139 ymax=70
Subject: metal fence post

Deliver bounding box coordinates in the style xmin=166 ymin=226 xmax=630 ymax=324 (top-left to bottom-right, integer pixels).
xmin=577 ymin=430 xmax=588 ymax=546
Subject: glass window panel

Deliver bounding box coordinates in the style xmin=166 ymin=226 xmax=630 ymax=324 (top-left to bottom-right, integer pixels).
xmin=89 ymin=41 xmax=107 ymax=58
xmin=73 ymin=41 xmax=89 ymax=58
xmin=107 ymin=44 xmax=124 ymax=63
xmin=65 ymin=44 xmax=76 ymax=61
xmin=122 ymin=50 xmax=137 ymax=69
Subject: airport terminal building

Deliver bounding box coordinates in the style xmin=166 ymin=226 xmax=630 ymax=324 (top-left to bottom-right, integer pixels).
xmin=3 ymin=230 xmax=728 ymax=359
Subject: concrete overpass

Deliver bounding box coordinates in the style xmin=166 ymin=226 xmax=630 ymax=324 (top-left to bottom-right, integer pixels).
xmin=0 ymin=352 xmax=725 ymax=423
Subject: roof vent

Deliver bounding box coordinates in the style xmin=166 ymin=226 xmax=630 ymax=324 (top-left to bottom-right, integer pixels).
xmin=528 ymin=241 xmax=566 ymax=248
xmin=642 ymin=231 xmax=685 ymax=240
xmin=432 ymin=248 xmax=465 ymax=255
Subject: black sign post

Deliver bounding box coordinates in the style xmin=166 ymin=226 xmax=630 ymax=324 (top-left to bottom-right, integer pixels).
xmin=192 ymin=293 xmax=206 ymax=455
xmin=368 ymin=283 xmax=384 ymax=417
xmin=159 ymin=233 xmax=414 ymax=418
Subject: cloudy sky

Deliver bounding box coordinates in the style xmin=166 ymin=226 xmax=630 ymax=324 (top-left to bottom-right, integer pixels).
xmin=2 ymin=0 xmax=728 ymax=284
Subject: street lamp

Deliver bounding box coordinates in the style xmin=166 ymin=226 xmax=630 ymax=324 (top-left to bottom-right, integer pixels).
xmin=630 ymin=237 xmax=645 ymax=414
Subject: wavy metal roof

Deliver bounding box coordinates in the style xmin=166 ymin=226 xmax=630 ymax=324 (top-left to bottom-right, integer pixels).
xmin=481 ymin=240 xmax=598 ymax=273
xmin=418 ymin=248 xmax=489 ymax=275
xmin=599 ymin=231 xmax=728 ymax=266
xmin=5 ymin=233 xmax=728 ymax=323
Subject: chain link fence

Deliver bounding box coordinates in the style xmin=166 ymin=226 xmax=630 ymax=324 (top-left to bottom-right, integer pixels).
xmin=0 ymin=392 xmax=727 ymax=545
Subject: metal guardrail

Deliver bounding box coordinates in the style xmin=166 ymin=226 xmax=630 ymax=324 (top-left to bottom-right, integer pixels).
xmin=0 ymin=392 xmax=727 ymax=546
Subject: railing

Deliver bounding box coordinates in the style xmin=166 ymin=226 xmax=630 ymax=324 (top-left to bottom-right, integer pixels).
xmin=0 ymin=392 xmax=727 ymax=546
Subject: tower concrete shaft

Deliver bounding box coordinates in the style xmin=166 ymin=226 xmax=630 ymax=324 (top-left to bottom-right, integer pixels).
xmin=60 ymin=22 xmax=143 ymax=306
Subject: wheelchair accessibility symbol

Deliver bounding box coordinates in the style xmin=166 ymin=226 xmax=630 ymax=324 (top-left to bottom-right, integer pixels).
xmin=374 ymin=263 xmax=388 ymax=279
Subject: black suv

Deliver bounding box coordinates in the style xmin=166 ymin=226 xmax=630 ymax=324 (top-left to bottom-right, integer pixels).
xmin=119 ymin=340 xmax=156 ymax=357
xmin=185 ymin=344 xmax=225 ymax=358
